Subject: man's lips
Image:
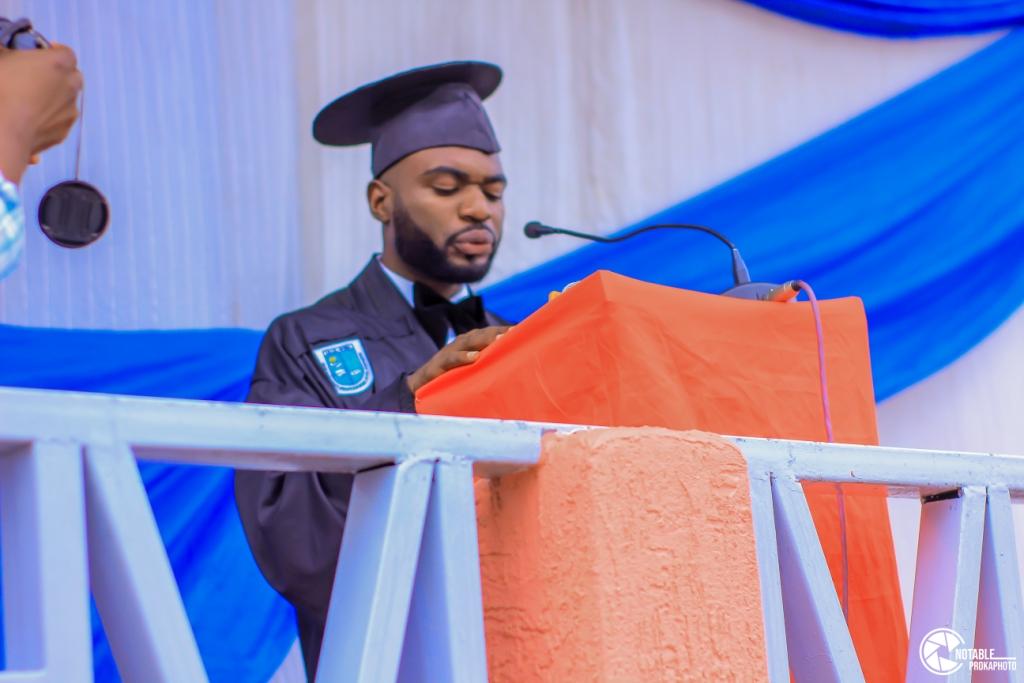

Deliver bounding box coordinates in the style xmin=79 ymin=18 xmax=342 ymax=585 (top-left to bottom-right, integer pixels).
xmin=450 ymin=227 xmax=495 ymax=257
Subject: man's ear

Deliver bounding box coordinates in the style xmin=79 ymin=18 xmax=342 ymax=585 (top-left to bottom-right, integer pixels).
xmin=367 ymin=179 xmax=392 ymax=223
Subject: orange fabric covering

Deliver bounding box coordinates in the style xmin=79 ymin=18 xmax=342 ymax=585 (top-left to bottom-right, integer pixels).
xmin=417 ymin=270 xmax=907 ymax=680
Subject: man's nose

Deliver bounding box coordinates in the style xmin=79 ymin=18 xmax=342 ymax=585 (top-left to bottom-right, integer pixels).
xmin=459 ymin=186 xmax=491 ymax=223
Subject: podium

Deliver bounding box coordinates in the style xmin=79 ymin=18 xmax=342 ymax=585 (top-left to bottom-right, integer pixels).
xmin=417 ymin=271 xmax=906 ymax=681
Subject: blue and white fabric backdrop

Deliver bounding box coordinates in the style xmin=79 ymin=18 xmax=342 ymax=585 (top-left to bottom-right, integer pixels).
xmin=484 ymin=30 xmax=1024 ymax=403
xmin=741 ymin=0 xmax=1024 ymax=36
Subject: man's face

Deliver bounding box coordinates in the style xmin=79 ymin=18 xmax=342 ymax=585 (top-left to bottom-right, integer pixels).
xmin=380 ymin=146 xmax=506 ymax=284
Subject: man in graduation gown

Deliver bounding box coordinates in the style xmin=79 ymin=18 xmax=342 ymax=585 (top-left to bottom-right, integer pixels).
xmin=234 ymin=61 xmax=511 ymax=679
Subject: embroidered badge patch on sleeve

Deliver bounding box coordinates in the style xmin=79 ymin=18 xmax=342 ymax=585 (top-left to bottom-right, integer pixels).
xmin=312 ymin=338 xmax=375 ymax=396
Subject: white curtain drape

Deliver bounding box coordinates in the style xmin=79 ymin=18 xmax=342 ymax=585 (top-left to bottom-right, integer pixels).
xmin=0 ymin=0 xmax=303 ymax=328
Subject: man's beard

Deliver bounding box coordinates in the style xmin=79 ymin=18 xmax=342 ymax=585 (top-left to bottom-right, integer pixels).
xmin=392 ymin=203 xmax=497 ymax=284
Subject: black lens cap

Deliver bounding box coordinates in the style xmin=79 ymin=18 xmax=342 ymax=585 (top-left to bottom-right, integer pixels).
xmin=37 ymin=180 xmax=109 ymax=248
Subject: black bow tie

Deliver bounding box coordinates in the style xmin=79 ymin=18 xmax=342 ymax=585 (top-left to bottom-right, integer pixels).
xmin=413 ymin=282 xmax=488 ymax=349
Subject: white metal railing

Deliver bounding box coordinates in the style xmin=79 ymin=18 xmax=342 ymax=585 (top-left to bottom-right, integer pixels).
xmin=0 ymin=386 xmax=1022 ymax=682
xmin=740 ymin=438 xmax=1024 ymax=682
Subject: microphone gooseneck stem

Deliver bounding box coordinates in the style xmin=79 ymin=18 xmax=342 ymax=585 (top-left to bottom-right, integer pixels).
xmin=524 ymin=221 xmax=751 ymax=286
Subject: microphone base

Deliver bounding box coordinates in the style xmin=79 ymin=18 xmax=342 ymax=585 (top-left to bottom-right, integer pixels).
xmin=719 ymin=282 xmax=778 ymax=301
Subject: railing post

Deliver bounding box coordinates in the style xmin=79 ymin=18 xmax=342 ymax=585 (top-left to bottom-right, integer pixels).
xmin=317 ymin=455 xmax=435 ymax=683
xmin=974 ymin=485 xmax=1024 ymax=680
xmin=771 ymin=475 xmax=864 ymax=683
xmin=747 ymin=467 xmax=791 ymax=682
xmin=399 ymin=456 xmax=488 ymax=683
xmin=906 ymin=485 xmax=986 ymax=682
xmin=0 ymin=440 xmax=91 ymax=682
xmin=83 ymin=442 xmax=207 ymax=683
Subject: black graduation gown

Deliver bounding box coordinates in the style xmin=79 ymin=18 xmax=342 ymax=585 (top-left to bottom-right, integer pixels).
xmin=234 ymin=257 xmax=505 ymax=679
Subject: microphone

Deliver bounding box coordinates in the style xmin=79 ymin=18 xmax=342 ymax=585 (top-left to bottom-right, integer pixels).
xmin=523 ymin=221 xmax=801 ymax=301
xmin=524 ymin=221 xmax=752 ymax=287
xmin=523 ymin=221 xmax=557 ymax=239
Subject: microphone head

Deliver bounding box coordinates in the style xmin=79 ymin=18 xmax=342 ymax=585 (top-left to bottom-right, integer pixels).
xmin=523 ymin=221 xmax=551 ymax=238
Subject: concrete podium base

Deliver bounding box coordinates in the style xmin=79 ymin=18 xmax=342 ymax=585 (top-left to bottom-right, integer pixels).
xmin=476 ymin=428 xmax=768 ymax=681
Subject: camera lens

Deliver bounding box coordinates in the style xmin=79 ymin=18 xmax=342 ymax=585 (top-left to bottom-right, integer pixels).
xmin=37 ymin=180 xmax=109 ymax=248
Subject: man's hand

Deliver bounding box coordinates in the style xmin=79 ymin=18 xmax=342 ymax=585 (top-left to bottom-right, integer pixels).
xmin=0 ymin=43 xmax=82 ymax=183
xmin=406 ymin=325 xmax=511 ymax=394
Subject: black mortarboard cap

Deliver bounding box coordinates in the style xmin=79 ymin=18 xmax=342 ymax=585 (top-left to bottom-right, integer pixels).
xmin=313 ymin=61 xmax=502 ymax=177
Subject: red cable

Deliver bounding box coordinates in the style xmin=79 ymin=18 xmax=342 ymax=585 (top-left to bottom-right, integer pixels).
xmin=792 ymin=280 xmax=848 ymax=621
xmin=793 ymin=280 xmax=833 ymax=442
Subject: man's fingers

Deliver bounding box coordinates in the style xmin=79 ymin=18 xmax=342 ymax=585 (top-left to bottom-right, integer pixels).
xmin=440 ymin=349 xmax=480 ymax=371
xmin=413 ymin=325 xmax=514 ymax=391
xmin=456 ymin=325 xmax=512 ymax=351
xmin=411 ymin=324 xmax=514 ymax=393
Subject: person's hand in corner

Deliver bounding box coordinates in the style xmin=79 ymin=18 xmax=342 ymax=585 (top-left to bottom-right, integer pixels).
xmin=0 ymin=43 xmax=82 ymax=184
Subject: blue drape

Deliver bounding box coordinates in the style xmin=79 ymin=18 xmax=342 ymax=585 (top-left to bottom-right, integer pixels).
xmin=0 ymin=325 xmax=293 ymax=683
xmin=484 ymin=29 xmax=1024 ymax=402
xmin=741 ymin=0 xmax=1024 ymax=36
xmin=1 ymin=27 xmax=1023 ymax=683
